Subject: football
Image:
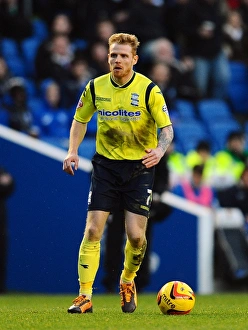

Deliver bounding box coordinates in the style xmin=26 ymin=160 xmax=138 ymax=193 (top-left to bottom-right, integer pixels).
xmin=157 ymin=280 xmax=195 ymax=315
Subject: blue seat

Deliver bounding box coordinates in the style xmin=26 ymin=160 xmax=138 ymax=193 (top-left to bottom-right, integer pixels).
xmin=6 ymin=57 xmax=27 ymax=77
xmin=175 ymin=99 xmax=196 ymax=119
xmin=1 ymin=38 xmax=19 ymax=58
xmin=209 ymin=119 xmax=241 ymax=150
xmin=173 ymin=120 xmax=209 ymax=153
xmin=228 ymin=83 xmax=248 ymax=114
xmin=229 ymin=61 xmax=248 ymax=84
xmin=21 ymin=37 xmax=41 ymax=76
xmin=174 ymin=120 xmax=208 ymax=138
xmin=197 ymin=99 xmax=232 ymax=122
xmin=73 ymin=39 xmax=88 ymax=51
xmin=179 ymin=137 xmax=207 ymax=154
xmin=39 ymin=110 xmax=70 ymax=138
xmin=32 ymin=19 xmax=48 ymax=41
xmin=228 ymin=61 xmax=248 ymax=114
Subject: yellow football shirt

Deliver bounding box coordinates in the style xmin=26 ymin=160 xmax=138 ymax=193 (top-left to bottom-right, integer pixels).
xmin=74 ymin=71 xmax=172 ymax=160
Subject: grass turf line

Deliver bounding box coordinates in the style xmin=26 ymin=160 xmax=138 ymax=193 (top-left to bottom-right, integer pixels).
xmin=0 ymin=293 xmax=248 ymax=330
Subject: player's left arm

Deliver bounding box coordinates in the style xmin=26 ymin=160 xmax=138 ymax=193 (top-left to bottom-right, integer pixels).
xmin=142 ymin=125 xmax=174 ymax=168
xmin=142 ymin=84 xmax=174 ymax=168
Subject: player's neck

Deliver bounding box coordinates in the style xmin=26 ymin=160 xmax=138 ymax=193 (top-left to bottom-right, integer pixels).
xmin=111 ymin=71 xmax=134 ymax=87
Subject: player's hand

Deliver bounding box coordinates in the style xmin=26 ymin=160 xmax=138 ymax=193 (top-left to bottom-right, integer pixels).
xmin=142 ymin=147 xmax=164 ymax=168
xmin=63 ymin=153 xmax=79 ymax=175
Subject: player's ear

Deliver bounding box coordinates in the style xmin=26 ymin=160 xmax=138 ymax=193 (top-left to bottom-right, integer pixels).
xmin=133 ymin=55 xmax=138 ymax=65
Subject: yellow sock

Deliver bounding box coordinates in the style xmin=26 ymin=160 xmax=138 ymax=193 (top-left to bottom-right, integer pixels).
xmin=78 ymin=238 xmax=100 ymax=297
xmin=121 ymin=239 xmax=147 ymax=283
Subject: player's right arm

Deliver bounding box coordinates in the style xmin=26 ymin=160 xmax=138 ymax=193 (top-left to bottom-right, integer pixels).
xmin=63 ymin=120 xmax=87 ymax=176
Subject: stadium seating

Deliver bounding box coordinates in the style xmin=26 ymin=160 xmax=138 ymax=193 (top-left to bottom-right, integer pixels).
xmin=208 ymin=118 xmax=241 ymax=150
xmin=228 ymin=61 xmax=248 ymax=114
xmin=173 ymin=119 xmax=209 ymax=153
xmin=197 ymin=98 xmax=233 ymax=123
xmin=1 ymin=38 xmax=19 ymax=58
xmin=228 ymin=61 xmax=248 ymax=84
xmin=228 ymin=83 xmax=248 ymax=114
xmin=175 ymin=99 xmax=196 ymax=119
xmin=21 ymin=37 xmax=42 ymax=76
xmin=31 ymin=18 xmax=49 ymax=41
xmin=6 ymin=57 xmax=27 ymax=77
xmin=0 ymin=17 xmax=247 ymax=155
xmin=39 ymin=110 xmax=70 ymax=138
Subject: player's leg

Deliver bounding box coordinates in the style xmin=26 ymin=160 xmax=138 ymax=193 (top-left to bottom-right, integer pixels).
xmin=120 ymin=211 xmax=147 ymax=313
xmin=102 ymin=209 xmax=125 ymax=293
xmin=121 ymin=211 xmax=147 ymax=282
xmin=68 ymin=210 xmax=109 ymax=314
xmin=119 ymin=163 xmax=154 ymax=313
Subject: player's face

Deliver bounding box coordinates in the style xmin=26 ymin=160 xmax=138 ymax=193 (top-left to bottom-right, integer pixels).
xmin=108 ymin=43 xmax=138 ymax=85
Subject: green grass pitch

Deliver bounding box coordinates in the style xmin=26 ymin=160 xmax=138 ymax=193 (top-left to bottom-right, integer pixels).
xmin=0 ymin=292 xmax=248 ymax=330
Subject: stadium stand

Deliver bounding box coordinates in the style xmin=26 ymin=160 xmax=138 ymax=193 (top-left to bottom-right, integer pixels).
xmin=197 ymin=98 xmax=233 ymax=123
xmin=0 ymin=9 xmax=247 ymax=157
xmin=21 ymin=37 xmax=42 ymax=77
xmin=1 ymin=38 xmax=19 ymax=58
xmin=175 ymin=99 xmax=196 ymax=119
xmin=228 ymin=61 xmax=248 ymax=115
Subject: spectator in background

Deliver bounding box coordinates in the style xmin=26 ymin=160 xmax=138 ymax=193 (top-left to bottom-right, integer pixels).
xmin=34 ymin=13 xmax=75 ymax=70
xmin=217 ymin=165 xmax=248 ymax=219
xmin=182 ymin=0 xmax=231 ymax=100
xmin=171 ymin=164 xmax=216 ymax=207
xmin=93 ymin=19 xmax=116 ymax=45
xmin=107 ymin=0 xmax=131 ymax=32
xmin=164 ymin=0 xmax=190 ymax=46
xmin=0 ymin=0 xmax=32 ymax=41
xmin=213 ymin=131 xmax=248 ymax=189
xmin=126 ymin=0 xmax=167 ymax=44
xmin=4 ymin=78 xmax=39 ymax=138
xmin=0 ymin=167 xmax=15 ymax=293
xmin=49 ymin=12 xmax=73 ymax=38
xmin=140 ymin=37 xmax=199 ymax=101
xmin=148 ymin=62 xmax=177 ymax=111
xmin=32 ymin=0 xmax=78 ymax=30
xmin=87 ymin=41 xmax=109 ymax=76
xmin=185 ymin=140 xmax=216 ymax=185
xmin=63 ymin=57 xmax=95 ymax=109
xmin=86 ymin=19 xmax=117 ymax=77
xmin=226 ymin=0 xmax=242 ymax=9
xmin=166 ymin=141 xmax=188 ymax=188
xmin=35 ymin=34 xmax=75 ymax=84
xmin=223 ymin=9 xmax=248 ymax=63
xmin=36 ymin=79 xmax=70 ymax=138
xmin=39 ymin=79 xmax=64 ymax=112
xmin=239 ymin=0 xmax=248 ymax=25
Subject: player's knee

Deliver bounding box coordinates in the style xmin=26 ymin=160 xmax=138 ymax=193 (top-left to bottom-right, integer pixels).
xmin=128 ymin=235 xmax=145 ymax=249
xmin=86 ymin=225 xmax=102 ymax=241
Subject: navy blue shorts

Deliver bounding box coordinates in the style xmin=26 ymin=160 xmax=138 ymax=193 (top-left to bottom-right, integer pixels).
xmin=87 ymin=153 xmax=155 ymax=217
